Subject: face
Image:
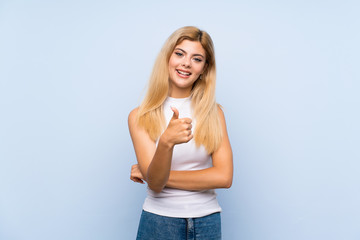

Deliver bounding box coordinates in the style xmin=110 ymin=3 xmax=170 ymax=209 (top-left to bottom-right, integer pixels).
xmin=168 ymin=40 xmax=206 ymax=97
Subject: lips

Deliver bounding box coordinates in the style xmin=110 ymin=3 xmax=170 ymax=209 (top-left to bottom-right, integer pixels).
xmin=176 ymin=69 xmax=192 ymax=77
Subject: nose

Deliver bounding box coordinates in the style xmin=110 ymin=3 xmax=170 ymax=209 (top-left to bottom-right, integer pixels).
xmin=181 ymin=57 xmax=191 ymax=68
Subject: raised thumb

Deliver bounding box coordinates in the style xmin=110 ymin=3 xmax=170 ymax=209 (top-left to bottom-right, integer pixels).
xmin=170 ymin=106 xmax=179 ymax=120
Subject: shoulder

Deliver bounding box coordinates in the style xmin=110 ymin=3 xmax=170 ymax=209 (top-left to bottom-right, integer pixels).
xmin=216 ymin=104 xmax=225 ymax=119
xmin=216 ymin=104 xmax=229 ymax=131
xmin=128 ymin=107 xmax=139 ymax=128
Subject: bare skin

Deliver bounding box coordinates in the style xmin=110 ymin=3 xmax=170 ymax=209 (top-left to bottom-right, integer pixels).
xmin=128 ymin=40 xmax=233 ymax=193
xmin=129 ymin=107 xmax=233 ymax=192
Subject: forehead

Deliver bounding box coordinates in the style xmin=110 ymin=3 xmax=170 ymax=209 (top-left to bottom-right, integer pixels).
xmin=175 ymin=40 xmax=205 ymax=56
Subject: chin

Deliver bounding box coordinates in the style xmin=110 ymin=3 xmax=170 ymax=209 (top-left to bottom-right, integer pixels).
xmin=173 ymin=81 xmax=195 ymax=89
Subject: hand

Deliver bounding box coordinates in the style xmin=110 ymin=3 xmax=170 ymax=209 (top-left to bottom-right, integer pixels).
xmin=161 ymin=107 xmax=193 ymax=147
xmin=130 ymin=164 xmax=145 ymax=184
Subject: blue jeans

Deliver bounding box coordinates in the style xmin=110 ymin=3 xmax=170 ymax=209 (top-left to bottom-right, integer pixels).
xmin=136 ymin=210 xmax=221 ymax=240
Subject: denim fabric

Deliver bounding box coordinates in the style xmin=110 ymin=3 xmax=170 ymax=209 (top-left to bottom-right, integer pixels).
xmin=136 ymin=210 xmax=221 ymax=240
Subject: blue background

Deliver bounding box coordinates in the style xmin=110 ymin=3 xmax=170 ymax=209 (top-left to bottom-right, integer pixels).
xmin=1 ymin=0 xmax=359 ymax=239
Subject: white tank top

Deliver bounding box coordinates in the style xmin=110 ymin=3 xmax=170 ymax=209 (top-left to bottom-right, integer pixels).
xmin=142 ymin=96 xmax=222 ymax=218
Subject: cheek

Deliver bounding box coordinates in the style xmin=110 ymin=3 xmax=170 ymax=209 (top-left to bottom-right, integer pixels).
xmin=168 ymin=57 xmax=178 ymax=69
xmin=195 ymin=65 xmax=205 ymax=75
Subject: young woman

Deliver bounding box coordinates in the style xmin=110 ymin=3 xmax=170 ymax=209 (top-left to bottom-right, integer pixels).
xmin=128 ymin=26 xmax=233 ymax=240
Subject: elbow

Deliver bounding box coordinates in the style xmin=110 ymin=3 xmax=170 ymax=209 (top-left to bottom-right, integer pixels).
xmin=223 ymin=179 xmax=232 ymax=189
xmin=148 ymin=183 xmax=164 ymax=193
xmin=221 ymin=176 xmax=233 ymax=189
xmin=146 ymin=173 xmax=166 ymax=193
xmin=224 ymin=180 xmax=232 ymax=189
xmin=213 ymin=170 xmax=233 ymax=189
xmin=150 ymin=187 xmax=163 ymax=194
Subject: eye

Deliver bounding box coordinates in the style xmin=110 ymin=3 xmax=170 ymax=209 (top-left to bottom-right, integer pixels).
xmin=175 ymin=52 xmax=183 ymax=57
xmin=193 ymin=57 xmax=203 ymax=62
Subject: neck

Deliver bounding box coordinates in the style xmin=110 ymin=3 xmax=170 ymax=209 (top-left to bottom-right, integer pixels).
xmin=168 ymin=88 xmax=191 ymax=98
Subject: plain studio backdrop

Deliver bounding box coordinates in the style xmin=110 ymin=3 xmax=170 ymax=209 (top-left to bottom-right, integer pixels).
xmin=0 ymin=0 xmax=359 ymax=239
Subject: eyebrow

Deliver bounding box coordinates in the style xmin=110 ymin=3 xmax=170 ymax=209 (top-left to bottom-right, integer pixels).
xmin=175 ymin=48 xmax=205 ymax=58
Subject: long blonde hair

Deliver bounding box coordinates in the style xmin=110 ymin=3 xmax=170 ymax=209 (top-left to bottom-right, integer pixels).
xmin=137 ymin=26 xmax=222 ymax=153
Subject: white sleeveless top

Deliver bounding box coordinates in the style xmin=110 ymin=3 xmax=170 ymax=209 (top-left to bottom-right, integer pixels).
xmin=142 ymin=96 xmax=222 ymax=218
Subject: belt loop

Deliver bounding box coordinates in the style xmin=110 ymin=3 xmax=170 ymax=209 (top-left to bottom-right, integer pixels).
xmin=186 ymin=218 xmax=194 ymax=240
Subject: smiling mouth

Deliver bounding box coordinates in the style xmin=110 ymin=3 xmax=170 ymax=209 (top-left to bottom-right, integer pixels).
xmin=176 ymin=70 xmax=191 ymax=76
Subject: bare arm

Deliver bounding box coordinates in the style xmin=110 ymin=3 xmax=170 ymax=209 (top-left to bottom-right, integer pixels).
xmin=128 ymin=107 xmax=193 ymax=193
xmin=129 ymin=106 xmax=233 ymax=191
xmin=165 ymin=106 xmax=233 ymax=190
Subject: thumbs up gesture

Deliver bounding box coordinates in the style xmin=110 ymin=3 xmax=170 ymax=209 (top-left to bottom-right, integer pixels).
xmin=161 ymin=106 xmax=193 ymax=147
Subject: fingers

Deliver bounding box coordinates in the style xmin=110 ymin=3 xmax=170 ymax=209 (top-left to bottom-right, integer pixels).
xmin=182 ymin=117 xmax=192 ymax=124
xmin=171 ymin=106 xmax=179 ymax=120
xmin=131 ymin=164 xmax=139 ymax=171
xmin=166 ymin=107 xmax=193 ymax=144
xmin=174 ymin=121 xmax=193 ymax=143
xmin=182 ymin=119 xmax=193 ymax=138
xmin=187 ymin=133 xmax=193 ymax=142
xmin=130 ymin=164 xmax=145 ymax=184
xmin=130 ymin=176 xmax=144 ymax=184
xmin=170 ymin=106 xmax=191 ymax=124
xmin=177 ymin=130 xmax=193 ymax=143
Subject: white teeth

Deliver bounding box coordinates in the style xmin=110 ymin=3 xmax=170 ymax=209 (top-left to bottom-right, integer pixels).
xmin=177 ymin=70 xmax=191 ymax=76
